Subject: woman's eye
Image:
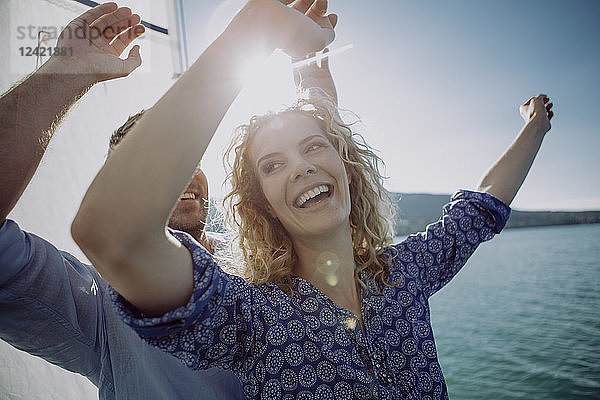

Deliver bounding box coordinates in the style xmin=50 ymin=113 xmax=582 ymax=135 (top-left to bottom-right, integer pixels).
xmin=262 ymin=162 xmax=282 ymax=174
xmin=307 ymin=143 xmax=325 ymax=152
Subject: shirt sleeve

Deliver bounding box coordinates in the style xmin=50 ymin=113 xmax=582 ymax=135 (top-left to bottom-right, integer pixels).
xmin=392 ymin=190 xmax=510 ymax=298
xmin=110 ymin=229 xmax=257 ymax=373
xmin=0 ymin=219 xmax=103 ymax=381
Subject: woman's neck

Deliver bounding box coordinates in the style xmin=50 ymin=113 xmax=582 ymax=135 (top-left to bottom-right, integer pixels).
xmin=292 ymin=228 xmax=362 ymax=317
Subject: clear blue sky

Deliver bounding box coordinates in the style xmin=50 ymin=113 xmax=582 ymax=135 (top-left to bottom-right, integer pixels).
xmin=182 ymin=0 xmax=600 ymax=211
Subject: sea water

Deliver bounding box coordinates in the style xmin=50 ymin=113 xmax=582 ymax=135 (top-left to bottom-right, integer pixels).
xmin=413 ymin=224 xmax=600 ymax=399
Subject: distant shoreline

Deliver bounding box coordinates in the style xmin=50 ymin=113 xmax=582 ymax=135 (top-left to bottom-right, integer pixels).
xmin=205 ymin=193 xmax=600 ymax=235
xmin=389 ymin=193 xmax=600 ymax=236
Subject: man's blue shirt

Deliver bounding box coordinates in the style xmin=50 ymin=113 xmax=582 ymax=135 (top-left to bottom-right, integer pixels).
xmin=0 ymin=219 xmax=244 ymax=399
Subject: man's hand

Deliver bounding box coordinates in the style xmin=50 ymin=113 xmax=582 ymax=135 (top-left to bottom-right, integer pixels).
xmin=42 ymin=2 xmax=144 ymax=83
xmin=0 ymin=3 xmax=144 ymax=221
xmin=519 ymin=94 xmax=554 ymax=134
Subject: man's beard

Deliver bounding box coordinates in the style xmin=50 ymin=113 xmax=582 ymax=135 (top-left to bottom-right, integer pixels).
xmin=168 ymin=213 xmax=206 ymax=234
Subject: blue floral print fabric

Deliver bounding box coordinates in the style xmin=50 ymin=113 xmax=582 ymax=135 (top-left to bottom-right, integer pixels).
xmin=111 ymin=190 xmax=510 ymax=399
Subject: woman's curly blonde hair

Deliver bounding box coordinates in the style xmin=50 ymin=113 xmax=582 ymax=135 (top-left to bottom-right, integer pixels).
xmin=224 ymin=95 xmax=395 ymax=294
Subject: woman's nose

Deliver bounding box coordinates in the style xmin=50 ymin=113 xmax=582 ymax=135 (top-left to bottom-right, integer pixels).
xmin=291 ymin=159 xmax=317 ymax=182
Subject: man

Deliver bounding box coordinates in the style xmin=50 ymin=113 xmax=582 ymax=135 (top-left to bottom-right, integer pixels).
xmin=0 ymin=3 xmax=243 ymax=399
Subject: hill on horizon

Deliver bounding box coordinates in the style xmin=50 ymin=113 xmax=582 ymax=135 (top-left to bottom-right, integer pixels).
xmin=205 ymin=193 xmax=600 ymax=236
xmin=391 ymin=192 xmax=600 ymax=235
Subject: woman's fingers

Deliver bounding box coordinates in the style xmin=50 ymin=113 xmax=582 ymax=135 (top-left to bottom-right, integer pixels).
xmin=546 ymin=102 xmax=554 ymax=120
xmin=279 ymin=0 xmax=335 ymax=57
xmin=519 ymin=94 xmax=554 ymax=125
xmin=535 ymin=95 xmax=554 ymax=122
xmin=292 ymin=0 xmax=315 ymax=14
xmin=328 ymin=14 xmax=338 ymax=29
xmin=307 ymin=0 xmax=328 ymax=18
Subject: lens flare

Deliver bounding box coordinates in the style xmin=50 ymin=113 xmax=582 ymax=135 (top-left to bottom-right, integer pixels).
xmin=325 ymin=274 xmax=338 ymax=287
xmin=345 ymin=316 xmax=358 ymax=330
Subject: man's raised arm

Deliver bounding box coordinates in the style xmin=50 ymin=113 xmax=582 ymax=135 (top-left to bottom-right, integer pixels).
xmin=0 ymin=2 xmax=143 ymax=221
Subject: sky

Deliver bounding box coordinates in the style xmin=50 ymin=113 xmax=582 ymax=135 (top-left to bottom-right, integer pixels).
xmin=181 ymin=0 xmax=600 ymax=211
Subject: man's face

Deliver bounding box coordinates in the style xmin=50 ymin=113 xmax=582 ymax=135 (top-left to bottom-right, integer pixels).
xmin=168 ymin=166 xmax=209 ymax=234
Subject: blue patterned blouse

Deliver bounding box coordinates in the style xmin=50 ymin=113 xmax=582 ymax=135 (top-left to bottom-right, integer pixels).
xmin=111 ymin=190 xmax=510 ymax=399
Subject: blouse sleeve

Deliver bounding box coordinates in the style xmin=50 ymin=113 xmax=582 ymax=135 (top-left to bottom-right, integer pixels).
xmin=109 ymin=229 xmax=257 ymax=372
xmin=392 ymin=190 xmax=511 ymax=298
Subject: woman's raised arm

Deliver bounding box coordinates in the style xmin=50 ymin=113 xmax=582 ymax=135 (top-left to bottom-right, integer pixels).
xmin=72 ymin=0 xmax=336 ymax=316
xmin=477 ymin=94 xmax=554 ymax=205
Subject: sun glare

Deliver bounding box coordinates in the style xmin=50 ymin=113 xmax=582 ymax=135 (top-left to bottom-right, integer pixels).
xmin=204 ymin=0 xmax=296 ymax=110
xmin=239 ymin=51 xmax=297 ymax=111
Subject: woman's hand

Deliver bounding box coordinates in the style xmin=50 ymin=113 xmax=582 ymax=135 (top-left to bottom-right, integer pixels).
xmin=477 ymin=94 xmax=556 ymax=205
xmin=283 ymin=0 xmax=337 ymax=58
xmin=285 ymin=0 xmax=337 ymax=55
xmin=519 ymin=94 xmax=554 ymax=134
xmin=242 ymin=0 xmax=336 ymax=58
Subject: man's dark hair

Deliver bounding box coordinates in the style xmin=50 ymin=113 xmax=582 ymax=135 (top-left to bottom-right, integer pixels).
xmin=108 ymin=109 xmax=145 ymax=154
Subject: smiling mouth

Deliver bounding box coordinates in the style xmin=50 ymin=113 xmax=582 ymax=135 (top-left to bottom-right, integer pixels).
xmin=180 ymin=192 xmax=199 ymax=201
xmin=295 ymin=185 xmax=333 ymax=208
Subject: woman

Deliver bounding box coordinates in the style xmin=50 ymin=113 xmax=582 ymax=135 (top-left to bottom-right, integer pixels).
xmin=72 ymin=0 xmax=554 ymax=398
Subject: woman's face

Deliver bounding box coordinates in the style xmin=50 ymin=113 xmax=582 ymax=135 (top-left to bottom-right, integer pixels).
xmin=249 ymin=112 xmax=352 ymax=241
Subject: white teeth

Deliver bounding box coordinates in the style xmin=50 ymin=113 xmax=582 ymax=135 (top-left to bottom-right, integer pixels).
xmin=296 ymin=185 xmax=330 ymax=207
xmin=180 ymin=193 xmax=196 ymax=200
